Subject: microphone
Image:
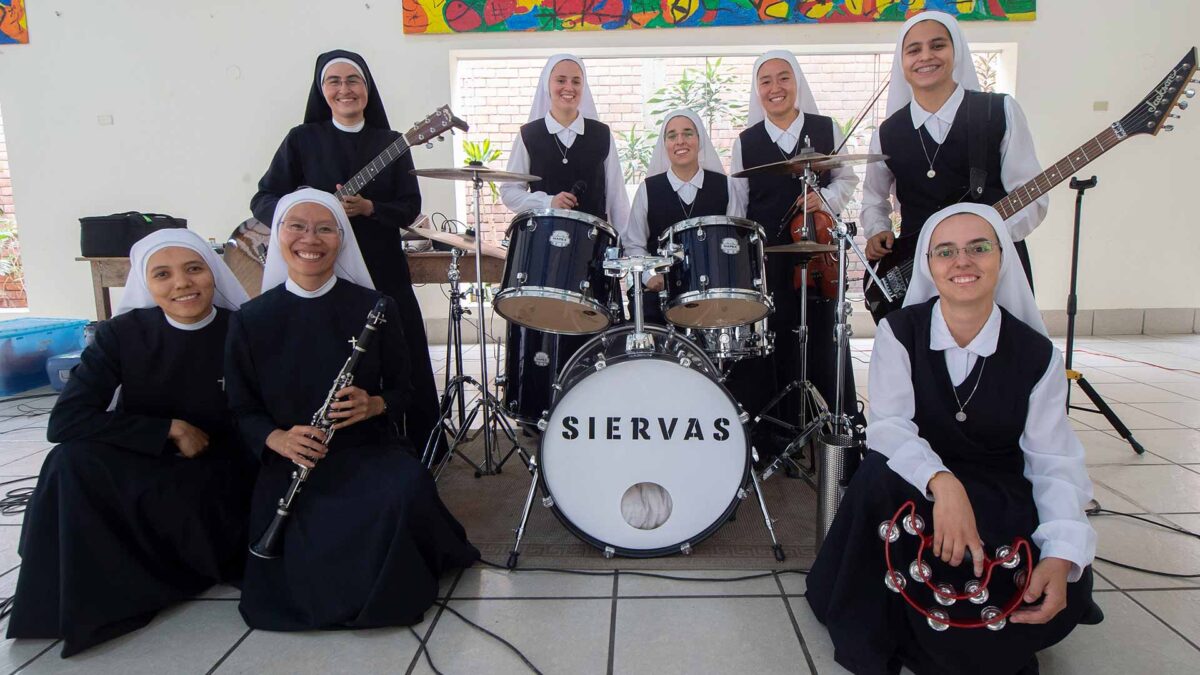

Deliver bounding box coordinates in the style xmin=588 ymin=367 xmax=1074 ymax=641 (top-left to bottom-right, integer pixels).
xmin=570 ymin=180 xmax=587 ymax=204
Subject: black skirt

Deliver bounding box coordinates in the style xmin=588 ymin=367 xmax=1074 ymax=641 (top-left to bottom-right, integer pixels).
xmin=239 ymin=442 xmax=479 ymax=630
xmin=7 ymin=442 xmax=254 ymax=657
xmin=806 ymin=452 xmax=1099 ymax=675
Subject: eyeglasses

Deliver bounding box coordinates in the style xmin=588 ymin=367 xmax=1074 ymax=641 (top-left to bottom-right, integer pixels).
xmin=665 ymin=129 xmax=698 ymax=142
xmin=322 ymin=76 xmax=364 ymax=90
xmin=928 ymin=240 xmax=1000 ymax=260
xmin=282 ymin=221 xmax=340 ymax=237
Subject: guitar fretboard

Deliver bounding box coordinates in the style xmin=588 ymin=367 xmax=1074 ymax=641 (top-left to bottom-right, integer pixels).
xmin=994 ymin=127 xmax=1123 ymax=219
xmin=334 ymin=138 xmax=412 ymax=199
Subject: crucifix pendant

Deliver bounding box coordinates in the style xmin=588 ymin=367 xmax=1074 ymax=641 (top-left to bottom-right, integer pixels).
xmin=926 ymin=169 xmax=937 ymax=179
xmin=955 ymin=411 xmax=967 ymax=422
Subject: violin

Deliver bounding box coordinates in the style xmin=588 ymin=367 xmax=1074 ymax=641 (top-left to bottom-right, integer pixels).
xmin=787 ymin=190 xmax=840 ymax=299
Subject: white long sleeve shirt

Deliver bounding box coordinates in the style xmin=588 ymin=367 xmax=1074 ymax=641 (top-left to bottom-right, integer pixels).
xmin=866 ymin=301 xmax=1096 ymax=581
xmin=623 ymin=167 xmax=746 ymax=258
xmin=499 ymin=114 xmax=631 ymax=239
xmin=728 ymin=112 xmax=859 ymax=218
xmin=860 ymin=86 xmax=1048 ymax=242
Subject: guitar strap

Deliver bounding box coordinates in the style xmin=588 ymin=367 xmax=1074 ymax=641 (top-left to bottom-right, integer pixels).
xmin=966 ymin=91 xmax=993 ymax=201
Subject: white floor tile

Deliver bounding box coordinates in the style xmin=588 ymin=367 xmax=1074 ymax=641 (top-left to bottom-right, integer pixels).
xmin=1038 ymin=593 xmax=1198 ymax=674
xmin=1131 ymin=429 xmax=1200 ymax=464
xmin=1089 ymin=465 xmax=1200 ymax=513
xmin=1092 ymin=382 xmax=1196 ymax=404
xmin=618 ymin=569 xmax=779 ymax=597
xmin=1130 ymin=402 xmax=1200 ymax=427
xmin=1089 ymin=513 xmax=1200 ymax=590
xmin=1078 ymin=431 xmax=1166 ymax=466
xmin=789 ymin=597 xmax=852 ymax=675
xmin=1069 ymin=404 xmax=1183 ymax=431
xmin=452 ymin=567 xmax=612 ymax=599
xmin=213 ymin=624 xmax=423 ymax=675
xmin=1131 ymin=589 xmax=1200 ymax=647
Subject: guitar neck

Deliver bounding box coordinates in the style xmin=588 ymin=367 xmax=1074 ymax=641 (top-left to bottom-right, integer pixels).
xmin=993 ymin=125 xmax=1126 ymax=219
xmin=335 ymin=137 xmax=413 ymax=199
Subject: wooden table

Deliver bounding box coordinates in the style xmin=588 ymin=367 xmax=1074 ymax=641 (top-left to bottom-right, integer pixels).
xmin=77 ymin=250 xmax=505 ymax=320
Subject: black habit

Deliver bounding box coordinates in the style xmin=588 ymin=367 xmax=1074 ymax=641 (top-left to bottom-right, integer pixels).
xmin=7 ymin=308 xmax=255 ymax=657
xmin=250 ymin=49 xmax=443 ymax=458
xmin=225 ymin=280 xmax=478 ymax=631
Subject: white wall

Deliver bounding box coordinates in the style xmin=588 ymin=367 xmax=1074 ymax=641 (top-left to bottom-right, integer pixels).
xmin=0 ymin=0 xmax=1196 ymax=320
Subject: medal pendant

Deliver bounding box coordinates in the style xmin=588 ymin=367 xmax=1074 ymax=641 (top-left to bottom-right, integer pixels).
xmin=955 ymin=411 xmax=967 ymax=422
xmin=562 ymin=158 xmax=569 ymax=164
xmin=927 ymin=169 xmax=937 ymax=179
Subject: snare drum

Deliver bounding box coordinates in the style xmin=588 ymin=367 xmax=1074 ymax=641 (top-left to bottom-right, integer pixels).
xmin=494 ymin=209 xmax=619 ymax=335
xmin=658 ymin=216 xmax=771 ymax=329
xmin=538 ymin=325 xmax=749 ymax=557
xmin=686 ymin=320 xmax=774 ymax=363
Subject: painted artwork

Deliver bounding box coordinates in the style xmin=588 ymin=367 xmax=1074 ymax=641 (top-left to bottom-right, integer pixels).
xmin=403 ymin=0 xmax=1035 ymax=34
xmin=0 ymin=0 xmax=28 ymax=45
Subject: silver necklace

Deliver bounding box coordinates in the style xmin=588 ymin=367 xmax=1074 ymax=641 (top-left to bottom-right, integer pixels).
xmin=916 ymin=127 xmax=944 ymax=179
xmin=553 ymin=134 xmax=570 ymax=165
xmin=674 ymin=173 xmax=698 ymax=220
xmin=951 ymin=356 xmax=987 ymax=422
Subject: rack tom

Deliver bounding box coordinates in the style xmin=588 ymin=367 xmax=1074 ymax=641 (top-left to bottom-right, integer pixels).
xmin=658 ymin=216 xmax=771 ymax=329
xmin=494 ymin=209 xmax=619 ymax=335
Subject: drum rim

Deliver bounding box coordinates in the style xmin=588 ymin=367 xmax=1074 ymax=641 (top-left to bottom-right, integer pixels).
xmin=512 ymin=208 xmax=619 ymax=240
xmin=494 ymin=287 xmax=614 ymax=335
xmin=535 ymin=326 xmax=751 ymax=558
xmin=663 ymin=290 xmax=774 ymax=328
xmin=657 ymin=216 xmax=765 ymax=242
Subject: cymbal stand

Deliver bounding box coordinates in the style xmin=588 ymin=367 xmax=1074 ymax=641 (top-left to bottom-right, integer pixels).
xmin=421 ymin=173 xmax=527 ymax=479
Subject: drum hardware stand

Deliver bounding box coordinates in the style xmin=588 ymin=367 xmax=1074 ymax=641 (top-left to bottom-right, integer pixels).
xmin=420 ymin=171 xmax=529 ymax=478
xmin=603 ymin=255 xmax=674 ymax=352
xmin=1063 ymin=176 xmax=1145 ymax=454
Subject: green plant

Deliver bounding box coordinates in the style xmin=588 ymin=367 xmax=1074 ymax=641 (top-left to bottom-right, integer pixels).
xmin=0 ymin=206 xmax=23 ymax=282
xmin=462 ymin=138 xmax=503 ymax=199
xmin=972 ymin=51 xmax=999 ymax=93
xmin=616 ymin=125 xmax=658 ymax=184
xmin=647 ymin=57 xmax=747 ymax=138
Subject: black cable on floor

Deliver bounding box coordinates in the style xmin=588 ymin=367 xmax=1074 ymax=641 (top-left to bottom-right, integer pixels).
xmin=478 ymin=558 xmax=810 ymax=581
xmin=0 ymin=393 xmax=57 ymax=405
xmin=0 ymin=476 xmax=37 ymax=516
xmin=408 ymin=626 xmax=444 ymax=675
xmin=434 ymin=601 xmax=545 ymax=675
xmin=1086 ymin=507 xmax=1200 ymax=578
xmin=0 ymin=595 xmax=13 ymax=620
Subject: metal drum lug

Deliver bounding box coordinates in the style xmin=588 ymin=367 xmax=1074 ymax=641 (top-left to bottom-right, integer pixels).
xmin=603 ymin=546 xmax=615 ymax=559
xmin=541 ymin=495 xmax=555 ymax=508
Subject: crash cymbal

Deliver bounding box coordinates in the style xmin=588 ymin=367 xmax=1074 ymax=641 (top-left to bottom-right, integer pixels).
xmin=405 ymin=226 xmax=507 ymax=259
xmin=731 ymin=152 xmax=888 ymax=178
xmin=411 ymin=165 xmax=539 ymax=183
xmin=764 ymin=240 xmax=839 ymax=254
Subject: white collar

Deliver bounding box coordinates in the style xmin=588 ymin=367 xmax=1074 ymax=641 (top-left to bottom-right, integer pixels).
xmin=764 ymin=112 xmax=806 ymax=143
xmin=930 ymin=299 xmax=1001 ymax=357
xmin=667 ymin=167 xmax=705 ymax=192
xmin=285 ymin=275 xmax=338 ymax=298
xmin=165 ymin=307 xmax=218 ymax=332
xmin=545 ymin=113 xmax=585 ymax=136
xmin=332 ymin=118 xmax=365 ymax=133
xmin=910 ymin=85 xmax=965 ymax=130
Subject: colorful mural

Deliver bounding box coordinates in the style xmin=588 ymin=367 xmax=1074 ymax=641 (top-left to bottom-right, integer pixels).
xmin=403 ymin=0 xmax=1035 ymax=35
xmin=0 ymin=0 xmax=27 ymax=45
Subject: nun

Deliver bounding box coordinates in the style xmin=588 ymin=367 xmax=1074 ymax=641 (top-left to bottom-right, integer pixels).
xmin=227 ymin=188 xmax=478 ymax=631
xmin=624 ymin=108 xmax=741 ymax=324
xmin=250 ymin=49 xmax=444 ymax=458
xmin=806 ymin=203 xmax=1100 ymax=675
xmin=729 ymin=51 xmax=861 ymax=449
xmin=7 ymin=230 xmax=255 ymax=657
xmin=861 ymin=11 xmax=1046 ymax=294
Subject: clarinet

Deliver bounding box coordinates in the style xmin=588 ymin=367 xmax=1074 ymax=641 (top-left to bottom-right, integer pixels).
xmin=249 ymin=297 xmax=389 ymax=559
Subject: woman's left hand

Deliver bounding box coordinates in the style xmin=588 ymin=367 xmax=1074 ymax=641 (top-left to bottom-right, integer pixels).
xmin=328 ymin=386 xmax=385 ymax=429
xmin=1010 ymin=557 xmax=1073 ymax=625
xmin=795 ymin=189 xmax=825 ymax=214
xmin=336 ymin=184 xmax=374 ymax=218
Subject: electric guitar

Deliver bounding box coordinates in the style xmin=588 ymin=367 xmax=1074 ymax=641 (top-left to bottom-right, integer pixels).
xmin=333 ymin=104 xmax=469 ymax=199
xmin=864 ymin=47 xmax=1198 ymax=324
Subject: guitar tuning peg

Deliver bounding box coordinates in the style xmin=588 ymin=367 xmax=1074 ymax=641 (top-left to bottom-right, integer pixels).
xmin=438 ymin=136 xmax=445 ymax=142
xmin=1163 ymin=125 xmax=1175 ymax=132
xmin=1178 ymin=100 xmax=1189 ymax=110
xmin=426 ymin=142 xmax=434 ymax=149
xmin=1186 ymin=89 xmax=1196 ymax=98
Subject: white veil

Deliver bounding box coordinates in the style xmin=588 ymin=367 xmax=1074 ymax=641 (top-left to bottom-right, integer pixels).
xmin=747 ymin=50 xmax=821 ymax=126
xmin=526 ymin=54 xmax=599 ymax=123
xmin=903 ymin=202 xmax=1045 ymax=336
xmin=646 ymin=108 xmax=726 ymax=177
xmin=884 ymin=11 xmax=981 ymax=117
xmin=115 ymin=229 xmax=250 ymax=316
xmin=261 ymin=188 xmax=375 ymax=293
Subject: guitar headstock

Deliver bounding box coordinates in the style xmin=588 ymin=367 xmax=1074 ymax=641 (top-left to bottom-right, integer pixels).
xmin=403 ymin=105 xmax=470 ymax=148
xmin=1116 ymin=47 xmax=1198 ymax=139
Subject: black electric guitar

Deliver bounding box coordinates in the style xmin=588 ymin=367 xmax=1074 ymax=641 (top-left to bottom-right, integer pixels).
xmin=864 ymin=47 xmax=1198 ymax=324
xmin=333 ymin=104 xmax=469 ymax=199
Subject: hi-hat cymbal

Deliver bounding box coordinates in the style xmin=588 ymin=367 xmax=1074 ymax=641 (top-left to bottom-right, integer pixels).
xmin=731 ymin=152 xmax=888 ymax=178
xmin=764 ymin=240 xmax=839 ymax=254
xmin=405 ymin=226 xmax=507 ymax=259
xmin=411 ymin=165 xmax=539 ymax=183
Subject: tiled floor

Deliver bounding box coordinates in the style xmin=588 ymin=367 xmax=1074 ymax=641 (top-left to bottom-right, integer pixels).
xmin=0 ymin=335 xmax=1198 ymax=673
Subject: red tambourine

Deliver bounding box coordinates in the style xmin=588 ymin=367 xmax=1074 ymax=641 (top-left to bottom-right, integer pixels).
xmin=879 ymin=500 xmax=1034 ymax=631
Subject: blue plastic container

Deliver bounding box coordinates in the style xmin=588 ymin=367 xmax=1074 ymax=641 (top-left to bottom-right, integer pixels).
xmin=46 ymin=351 xmax=84 ymax=392
xmin=0 ymin=318 xmax=88 ymax=396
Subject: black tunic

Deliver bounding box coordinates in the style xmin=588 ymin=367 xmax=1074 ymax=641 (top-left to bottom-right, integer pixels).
xmin=250 ymin=120 xmax=444 ymax=455
xmin=7 ymin=308 xmax=255 ymax=657
xmin=225 ymin=280 xmax=478 ymax=631
xmin=878 ymin=91 xmax=1033 ymax=284
xmin=735 ymin=118 xmax=859 ymax=442
xmin=807 ymin=299 xmax=1100 ymax=675
xmin=520 ymin=118 xmax=611 ymax=220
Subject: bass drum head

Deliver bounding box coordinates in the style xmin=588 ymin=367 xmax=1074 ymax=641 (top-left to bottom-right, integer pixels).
xmin=540 ymin=357 xmax=748 ymax=557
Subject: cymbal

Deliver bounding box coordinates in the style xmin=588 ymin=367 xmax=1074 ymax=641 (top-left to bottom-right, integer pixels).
xmin=731 ymin=152 xmax=888 ymax=178
xmin=411 ymin=165 xmax=539 ymax=183
xmin=764 ymin=240 xmax=839 ymax=254
xmin=404 ymin=226 xmax=507 ymax=259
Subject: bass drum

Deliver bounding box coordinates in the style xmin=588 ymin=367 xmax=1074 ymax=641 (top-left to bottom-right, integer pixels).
xmin=538 ymin=326 xmax=750 ymax=557
xmin=502 ymin=323 xmax=586 ymax=426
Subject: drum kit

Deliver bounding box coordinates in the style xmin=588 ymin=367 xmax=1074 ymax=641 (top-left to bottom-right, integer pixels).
xmin=410 ymin=150 xmax=895 ymax=567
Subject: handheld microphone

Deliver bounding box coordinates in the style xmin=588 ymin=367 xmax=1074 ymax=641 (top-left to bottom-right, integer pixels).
xmin=570 ymin=180 xmax=587 ymax=201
